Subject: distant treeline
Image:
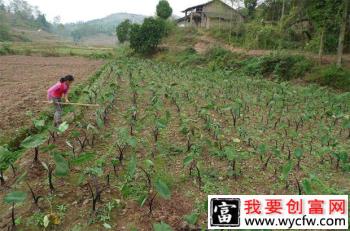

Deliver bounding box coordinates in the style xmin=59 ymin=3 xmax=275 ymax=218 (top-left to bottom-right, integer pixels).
xmin=0 ymin=0 xmax=51 ymax=41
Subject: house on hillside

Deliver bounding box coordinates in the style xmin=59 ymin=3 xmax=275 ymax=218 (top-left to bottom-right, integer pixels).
xmin=176 ymin=0 xmax=244 ymax=29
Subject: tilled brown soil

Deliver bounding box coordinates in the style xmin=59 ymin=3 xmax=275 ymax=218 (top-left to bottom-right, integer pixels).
xmin=0 ymin=55 xmax=104 ymax=136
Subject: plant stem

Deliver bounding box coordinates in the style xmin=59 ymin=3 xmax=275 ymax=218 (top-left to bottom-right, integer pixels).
xmin=34 ymin=147 xmax=39 ymax=163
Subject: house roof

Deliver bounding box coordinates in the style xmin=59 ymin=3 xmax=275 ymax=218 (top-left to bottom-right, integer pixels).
xmin=181 ymin=0 xmax=235 ymax=13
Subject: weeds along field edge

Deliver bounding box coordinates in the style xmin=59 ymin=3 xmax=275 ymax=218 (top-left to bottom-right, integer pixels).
xmin=0 ymin=56 xmax=349 ymax=230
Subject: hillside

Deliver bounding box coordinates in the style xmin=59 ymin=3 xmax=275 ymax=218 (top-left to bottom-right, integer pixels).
xmin=60 ymin=13 xmax=146 ymax=46
xmin=1 ymin=0 xmax=146 ymax=46
xmin=0 ymin=1 xmax=53 ymax=42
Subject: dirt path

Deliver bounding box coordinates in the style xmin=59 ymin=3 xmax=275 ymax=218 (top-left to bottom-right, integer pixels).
xmin=195 ymin=35 xmax=350 ymax=67
xmin=0 ymin=55 xmax=104 ymax=137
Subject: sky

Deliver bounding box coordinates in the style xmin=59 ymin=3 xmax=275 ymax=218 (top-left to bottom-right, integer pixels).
xmin=22 ymin=0 xmax=211 ymax=23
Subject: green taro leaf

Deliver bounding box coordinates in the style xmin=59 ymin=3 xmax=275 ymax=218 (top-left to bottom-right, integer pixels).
xmin=40 ymin=144 xmax=57 ymax=153
xmin=21 ymin=134 xmax=47 ymax=149
xmin=138 ymin=194 xmax=148 ymax=207
xmin=0 ymin=146 xmax=12 ymax=159
xmin=302 ymin=179 xmax=313 ymax=195
xmin=34 ymin=119 xmax=45 ymax=129
xmin=96 ymin=117 xmax=104 ymax=128
xmin=156 ymin=120 xmax=166 ymax=129
xmin=294 ymin=147 xmax=303 ymax=159
xmin=4 ymin=191 xmax=27 ymax=204
xmin=71 ymin=152 xmax=95 ymax=165
xmin=86 ymin=167 xmax=103 ymax=177
xmin=224 ymin=147 xmax=237 ymax=161
xmin=127 ymin=154 xmax=137 ymax=179
xmin=183 ymin=155 xmax=193 ymax=167
xmin=342 ymin=119 xmax=350 ymax=129
xmin=154 ymin=179 xmax=171 ymax=200
xmin=184 ymin=212 xmax=199 ymax=225
xmin=53 ymin=152 xmax=69 ymax=177
xmin=103 ymin=223 xmax=112 ymax=229
xmin=128 ymin=136 xmax=137 ymax=148
xmin=257 ymin=144 xmax=267 ymax=155
xmin=153 ymin=221 xmax=173 ymax=231
xmin=57 ymin=122 xmax=69 ymax=134
xmin=282 ymin=161 xmax=292 ymax=179
xmin=145 ymin=159 xmax=154 ymax=168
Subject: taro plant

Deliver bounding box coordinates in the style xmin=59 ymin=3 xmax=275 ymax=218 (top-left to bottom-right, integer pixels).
xmin=153 ymin=221 xmax=173 ymax=231
xmin=4 ymin=191 xmax=27 ymax=230
xmin=294 ymin=147 xmax=304 ymax=170
xmin=0 ymin=146 xmax=22 ymax=184
xmin=183 ymin=145 xmax=202 ymax=189
xmin=21 ymin=134 xmax=47 ymax=163
xmin=48 ymin=121 xmax=69 ymax=144
xmin=280 ymin=161 xmax=293 ymax=189
xmin=341 ymin=116 xmax=350 ymax=138
xmin=83 ymin=159 xmax=110 ymax=213
xmin=223 ymin=99 xmax=243 ymax=128
xmin=331 ymin=149 xmax=348 ymax=170
xmin=26 ymin=182 xmax=42 ymax=207
xmin=41 ymin=151 xmax=69 ymax=193
xmin=179 ymin=116 xmax=197 ymax=152
xmin=124 ymin=157 xmax=171 ymax=215
xmin=152 ymin=114 xmax=169 ymax=144
xmin=124 ymin=106 xmax=138 ymax=136
xmin=21 ymin=122 xmax=68 ymax=163
xmin=114 ymin=128 xmax=137 ymax=164
xmin=87 ymin=124 xmax=98 ymax=147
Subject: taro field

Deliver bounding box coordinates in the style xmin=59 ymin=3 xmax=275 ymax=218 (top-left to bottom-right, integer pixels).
xmin=0 ymin=57 xmax=349 ymax=230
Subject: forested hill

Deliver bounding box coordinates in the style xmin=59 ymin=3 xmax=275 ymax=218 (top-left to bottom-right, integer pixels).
xmin=61 ymin=13 xmax=146 ymax=44
xmin=0 ymin=0 xmax=53 ymax=42
xmin=0 ymin=0 xmax=145 ymax=45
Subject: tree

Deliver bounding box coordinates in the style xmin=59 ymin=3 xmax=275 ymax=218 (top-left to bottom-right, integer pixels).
xmin=129 ymin=17 xmax=165 ymax=54
xmin=71 ymin=29 xmax=82 ymax=43
xmin=53 ymin=15 xmax=61 ymax=25
xmin=116 ymin=19 xmax=131 ymax=43
xmin=36 ymin=14 xmax=50 ymax=31
xmin=9 ymin=0 xmax=33 ymax=20
xmin=156 ymin=0 xmax=172 ymax=20
xmin=306 ymin=0 xmax=343 ymax=63
xmin=244 ymin=0 xmax=257 ymax=19
xmin=336 ymin=0 xmax=349 ymax=67
xmin=0 ymin=0 xmax=5 ymax=11
xmin=0 ymin=4 xmax=10 ymax=41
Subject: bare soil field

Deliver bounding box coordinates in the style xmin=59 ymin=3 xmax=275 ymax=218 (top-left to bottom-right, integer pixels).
xmin=0 ymin=55 xmax=104 ymax=137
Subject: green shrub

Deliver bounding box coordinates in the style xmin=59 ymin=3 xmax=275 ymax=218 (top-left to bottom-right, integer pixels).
xmin=178 ymin=48 xmax=203 ymax=66
xmin=240 ymin=53 xmax=313 ymax=80
xmin=130 ymin=17 xmax=166 ymax=54
xmin=205 ymin=46 xmax=240 ymax=71
xmin=116 ymin=19 xmax=131 ymax=43
xmin=88 ymin=52 xmax=113 ymax=59
xmin=24 ymin=48 xmax=32 ymax=56
xmin=41 ymin=49 xmax=60 ymax=57
xmin=307 ymin=66 xmax=350 ymax=91
xmin=244 ymin=23 xmax=281 ymax=49
xmin=0 ymin=23 xmax=11 ymax=41
xmin=0 ymin=42 xmax=14 ymax=55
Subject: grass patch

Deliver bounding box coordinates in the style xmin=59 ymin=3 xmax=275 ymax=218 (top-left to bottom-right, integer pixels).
xmin=0 ymin=42 xmax=115 ymax=59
